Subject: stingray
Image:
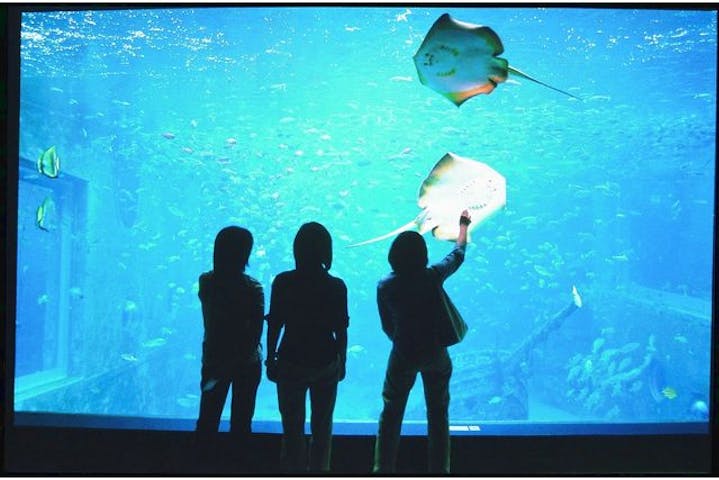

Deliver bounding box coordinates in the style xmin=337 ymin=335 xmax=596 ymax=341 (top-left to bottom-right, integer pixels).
xmin=349 ymin=152 xmax=506 ymax=247
xmin=413 ymin=13 xmax=580 ymax=106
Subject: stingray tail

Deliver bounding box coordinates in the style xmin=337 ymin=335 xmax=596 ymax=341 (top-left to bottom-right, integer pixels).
xmin=347 ymin=221 xmax=417 ymax=248
xmin=507 ymin=65 xmax=581 ymax=101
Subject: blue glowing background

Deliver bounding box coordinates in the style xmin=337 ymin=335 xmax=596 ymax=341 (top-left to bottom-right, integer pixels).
xmin=14 ymin=6 xmax=715 ymax=433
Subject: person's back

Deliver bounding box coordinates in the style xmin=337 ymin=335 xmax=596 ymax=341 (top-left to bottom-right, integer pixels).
xmin=196 ymin=226 xmax=264 ymax=437
xmin=377 ymin=269 xmax=443 ymax=361
xmin=266 ymin=221 xmax=349 ymax=473
xmin=199 ymin=271 xmax=263 ymax=371
xmin=373 ymin=210 xmax=471 ymax=474
xmin=270 ymin=268 xmax=346 ymax=368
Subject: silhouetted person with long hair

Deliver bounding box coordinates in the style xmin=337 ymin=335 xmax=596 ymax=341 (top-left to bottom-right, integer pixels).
xmin=196 ymin=226 xmax=264 ymax=438
xmin=265 ymin=222 xmax=349 ymax=473
xmin=373 ymin=210 xmax=471 ymax=474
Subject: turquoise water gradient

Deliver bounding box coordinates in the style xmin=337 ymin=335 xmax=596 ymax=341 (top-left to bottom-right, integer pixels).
xmin=15 ymin=6 xmax=715 ymax=431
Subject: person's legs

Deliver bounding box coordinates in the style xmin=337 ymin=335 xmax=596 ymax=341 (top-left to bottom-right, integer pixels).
xmin=277 ymin=379 xmax=308 ymax=472
xmin=196 ymin=376 xmax=230 ymax=432
xmin=421 ymin=349 xmax=452 ymax=474
xmin=229 ymin=360 xmax=261 ymax=436
xmin=373 ymin=349 xmax=418 ymax=473
xmin=308 ymin=375 xmax=338 ymax=472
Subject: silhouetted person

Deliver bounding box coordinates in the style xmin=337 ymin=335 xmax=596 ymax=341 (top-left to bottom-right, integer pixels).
xmin=196 ymin=226 xmax=264 ymax=437
xmin=265 ymin=222 xmax=349 ymax=473
xmin=373 ymin=210 xmax=471 ymax=474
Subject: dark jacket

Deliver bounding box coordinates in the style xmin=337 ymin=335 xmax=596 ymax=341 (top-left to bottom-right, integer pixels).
xmin=268 ymin=268 xmax=349 ymax=368
xmin=377 ymin=245 xmax=465 ymax=360
xmin=198 ymin=271 xmax=264 ymax=376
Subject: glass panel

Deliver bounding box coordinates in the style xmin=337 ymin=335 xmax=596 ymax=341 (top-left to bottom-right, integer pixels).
xmin=13 ymin=6 xmax=715 ymax=433
xmin=16 ymin=178 xmax=62 ymax=378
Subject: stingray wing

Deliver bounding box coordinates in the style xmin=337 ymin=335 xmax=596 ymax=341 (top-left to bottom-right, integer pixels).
xmin=348 ymin=153 xmax=506 ymax=247
xmin=418 ymin=152 xmax=506 ymax=241
xmin=413 ymin=13 xmax=510 ymax=106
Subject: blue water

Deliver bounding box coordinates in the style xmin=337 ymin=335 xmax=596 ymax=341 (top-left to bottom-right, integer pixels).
xmin=14 ymin=6 xmax=715 ymax=432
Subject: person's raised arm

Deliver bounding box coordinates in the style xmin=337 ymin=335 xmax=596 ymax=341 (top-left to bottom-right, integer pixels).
xmin=431 ymin=210 xmax=472 ymax=283
xmin=456 ymin=209 xmax=471 ymax=249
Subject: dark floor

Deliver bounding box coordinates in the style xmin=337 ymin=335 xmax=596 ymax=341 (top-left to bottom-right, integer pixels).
xmin=3 ymin=426 xmax=713 ymax=475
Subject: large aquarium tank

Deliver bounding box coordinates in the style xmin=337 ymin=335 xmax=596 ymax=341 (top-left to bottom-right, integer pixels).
xmin=9 ymin=5 xmax=715 ymax=435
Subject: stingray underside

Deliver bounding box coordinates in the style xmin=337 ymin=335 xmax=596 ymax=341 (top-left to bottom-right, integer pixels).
xmin=418 ymin=152 xmax=507 ymax=240
xmin=348 ymin=152 xmax=506 ymax=247
xmin=413 ymin=13 xmax=511 ymax=106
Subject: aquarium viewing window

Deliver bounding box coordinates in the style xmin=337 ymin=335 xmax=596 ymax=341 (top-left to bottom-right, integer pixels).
xmin=7 ymin=5 xmax=716 ymax=436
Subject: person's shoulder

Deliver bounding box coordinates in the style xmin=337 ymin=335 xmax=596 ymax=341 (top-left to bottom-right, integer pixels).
xmin=378 ymin=272 xmax=397 ymax=289
xmin=327 ymin=272 xmax=348 ymax=288
xmin=244 ymin=274 xmax=264 ymax=291
xmin=272 ymin=270 xmax=294 ymax=285
xmin=199 ymin=271 xmax=213 ymax=286
xmin=197 ymin=271 xmax=213 ymax=299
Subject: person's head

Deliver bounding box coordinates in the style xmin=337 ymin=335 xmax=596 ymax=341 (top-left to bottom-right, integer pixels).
xmin=388 ymin=231 xmax=428 ymax=274
xmin=293 ymin=221 xmax=332 ymax=271
xmin=213 ymin=226 xmax=253 ymax=277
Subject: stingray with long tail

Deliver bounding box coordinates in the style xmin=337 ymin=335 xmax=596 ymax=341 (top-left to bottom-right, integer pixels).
xmin=349 ymin=152 xmax=506 ymax=247
xmin=413 ymin=13 xmax=581 ymax=106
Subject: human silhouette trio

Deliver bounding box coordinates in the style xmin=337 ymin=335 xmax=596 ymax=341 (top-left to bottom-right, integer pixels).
xmin=197 ymin=210 xmax=471 ymax=474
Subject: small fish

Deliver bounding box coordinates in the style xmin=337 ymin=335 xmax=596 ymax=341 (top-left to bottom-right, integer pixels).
xmin=124 ymin=300 xmax=138 ymax=312
xmin=690 ymin=400 xmax=708 ymax=419
xmin=36 ymin=196 xmax=55 ymax=231
xmin=121 ymin=353 xmax=139 ymax=362
xmin=395 ymin=8 xmax=411 ymax=22
xmin=619 ymin=342 xmax=640 ymax=354
xmin=617 ymin=357 xmax=631 ymax=372
xmin=37 ymin=293 xmax=49 ymax=305
xmin=142 ymin=337 xmax=167 ymax=348
xmin=673 ymin=334 xmax=688 ymax=344
xmin=516 ymin=216 xmax=538 ymax=226
xmin=347 ymin=345 xmax=366 ymax=358
xmin=662 ymin=386 xmax=677 ymax=400
xmin=37 ymin=146 xmax=60 ymax=178
xmin=488 ymin=396 xmax=502 ymax=405
xmin=571 ymin=285 xmax=582 ymax=308
xmin=161 ymin=132 xmax=176 ymax=139
xmin=167 ymin=205 xmax=185 ymax=217
xmin=176 ymin=397 xmax=195 ymax=408
xmin=533 ymin=264 xmax=552 ymax=277
xmin=670 ymin=200 xmax=681 ymax=219
xmin=226 ymin=137 xmax=237 ymax=145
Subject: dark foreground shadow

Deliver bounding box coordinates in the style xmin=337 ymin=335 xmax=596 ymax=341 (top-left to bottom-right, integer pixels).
xmin=3 ymin=426 xmax=712 ymax=475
